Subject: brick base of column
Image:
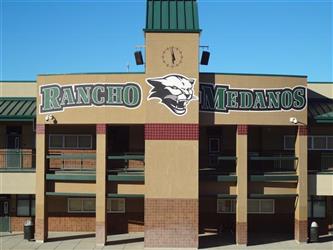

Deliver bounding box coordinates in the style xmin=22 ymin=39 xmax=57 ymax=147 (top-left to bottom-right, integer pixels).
xmin=236 ymin=222 xmax=247 ymax=245
xmin=35 ymin=218 xmax=48 ymax=242
xmin=145 ymin=198 xmax=198 ymax=249
xmin=96 ymin=221 xmax=106 ymax=246
xmin=295 ymin=219 xmax=308 ymax=243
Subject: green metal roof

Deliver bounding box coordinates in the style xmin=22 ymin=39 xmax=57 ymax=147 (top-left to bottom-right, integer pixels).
xmin=309 ymin=99 xmax=333 ymax=123
xmin=0 ymin=98 xmax=36 ymax=121
xmin=145 ymin=0 xmax=200 ymax=33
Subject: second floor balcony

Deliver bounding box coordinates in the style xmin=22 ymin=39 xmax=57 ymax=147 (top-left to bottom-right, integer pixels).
xmin=0 ymin=149 xmax=35 ymax=171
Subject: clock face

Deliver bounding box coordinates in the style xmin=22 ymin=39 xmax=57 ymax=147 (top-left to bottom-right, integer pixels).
xmin=162 ymin=46 xmax=183 ymax=68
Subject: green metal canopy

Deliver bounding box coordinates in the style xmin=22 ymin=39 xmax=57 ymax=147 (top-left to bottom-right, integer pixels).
xmin=145 ymin=0 xmax=200 ymax=33
xmin=0 ymin=98 xmax=36 ymax=121
xmin=308 ymin=99 xmax=333 ymax=124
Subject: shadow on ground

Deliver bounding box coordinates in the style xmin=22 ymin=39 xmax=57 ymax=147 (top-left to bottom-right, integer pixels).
xmin=47 ymin=233 xmax=95 ymax=242
xmin=248 ymin=233 xmax=294 ymax=246
xmin=199 ymin=232 xmax=235 ymax=249
xmin=106 ymin=236 xmax=144 ymax=246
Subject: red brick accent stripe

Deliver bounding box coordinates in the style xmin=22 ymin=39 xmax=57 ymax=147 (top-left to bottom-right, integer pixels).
xmin=36 ymin=124 xmax=45 ymax=134
xmin=298 ymin=126 xmax=308 ymax=136
xmin=145 ymin=124 xmax=199 ymax=140
xmin=237 ymin=125 xmax=248 ymax=135
xmin=96 ymin=124 xmax=106 ymax=134
xmin=236 ymin=222 xmax=248 ymax=245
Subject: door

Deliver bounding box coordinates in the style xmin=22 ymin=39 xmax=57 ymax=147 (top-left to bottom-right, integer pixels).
xmin=0 ymin=200 xmax=10 ymax=232
xmin=6 ymin=126 xmax=22 ymax=168
xmin=6 ymin=136 xmax=21 ymax=168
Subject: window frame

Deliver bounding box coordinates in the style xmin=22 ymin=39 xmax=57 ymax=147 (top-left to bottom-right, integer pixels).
xmin=208 ymin=137 xmax=221 ymax=154
xmin=248 ymin=199 xmax=275 ymax=214
xmin=217 ymin=199 xmax=236 ymax=214
xmin=107 ymin=198 xmax=126 ymax=214
xmin=67 ymin=198 xmax=96 ymax=213
xmin=284 ymin=135 xmax=333 ymax=151
xmin=49 ymin=134 xmax=93 ymax=149
xmin=16 ymin=195 xmax=35 ymax=217
xmin=308 ymin=196 xmax=326 ymax=219
xmin=67 ymin=198 xmax=126 ymax=214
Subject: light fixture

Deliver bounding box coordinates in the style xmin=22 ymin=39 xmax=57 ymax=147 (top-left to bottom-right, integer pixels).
xmin=200 ymin=45 xmax=210 ymax=65
xmin=45 ymin=114 xmax=57 ymax=124
xmin=134 ymin=51 xmax=144 ymax=65
xmin=289 ymin=117 xmax=298 ymax=124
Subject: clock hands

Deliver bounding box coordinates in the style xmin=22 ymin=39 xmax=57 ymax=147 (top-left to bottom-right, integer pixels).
xmin=171 ymin=47 xmax=176 ymax=65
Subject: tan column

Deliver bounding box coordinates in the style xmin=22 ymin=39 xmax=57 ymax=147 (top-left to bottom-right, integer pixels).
xmin=295 ymin=125 xmax=308 ymax=243
xmin=236 ymin=125 xmax=248 ymax=245
xmin=35 ymin=124 xmax=48 ymax=242
xmin=96 ymin=124 xmax=107 ymax=246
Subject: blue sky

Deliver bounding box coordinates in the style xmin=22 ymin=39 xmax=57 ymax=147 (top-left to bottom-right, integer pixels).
xmin=0 ymin=0 xmax=332 ymax=81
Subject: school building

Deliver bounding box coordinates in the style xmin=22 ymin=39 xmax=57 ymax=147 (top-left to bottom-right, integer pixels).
xmin=0 ymin=0 xmax=332 ymax=248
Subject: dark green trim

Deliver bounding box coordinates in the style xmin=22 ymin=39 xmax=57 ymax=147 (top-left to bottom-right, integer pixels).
xmin=0 ymin=169 xmax=35 ymax=173
xmin=108 ymin=155 xmax=144 ymax=160
xmin=0 ymin=97 xmax=36 ymax=101
xmin=38 ymin=72 xmax=145 ymax=76
xmin=249 ymin=194 xmax=297 ymax=198
xmin=47 ymin=154 xmax=96 ymax=160
xmin=217 ymin=156 xmax=237 ymax=161
xmin=108 ymin=175 xmax=144 ymax=182
xmin=46 ymin=174 xmax=96 ymax=181
xmin=250 ymin=174 xmax=298 ymax=182
xmin=217 ymin=175 xmax=237 ymax=182
xmin=46 ymin=192 xmax=95 ymax=197
xmin=217 ymin=194 xmax=237 ymax=198
xmin=249 ymin=156 xmax=298 ymax=161
xmin=200 ymin=72 xmax=308 ymax=78
xmin=0 ymin=119 xmax=34 ymax=122
xmin=144 ymin=29 xmax=201 ymax=33
xmin=316 ymin=120 xmax=333 ymax=124
xmin=309 ymin=171 xmax=333 ymax=175
xmin=107 ymin=194 xmax=144 ymax=198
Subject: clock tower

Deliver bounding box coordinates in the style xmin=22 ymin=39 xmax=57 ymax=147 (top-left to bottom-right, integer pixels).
xmin=144 ymin=0 xmax=201 ymax=249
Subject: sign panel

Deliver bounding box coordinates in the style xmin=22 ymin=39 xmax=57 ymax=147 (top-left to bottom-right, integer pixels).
xmin=200 ymin=83 xmax=307 ymax=113
xmin=40 ymin=83 xmax=142 ymax=113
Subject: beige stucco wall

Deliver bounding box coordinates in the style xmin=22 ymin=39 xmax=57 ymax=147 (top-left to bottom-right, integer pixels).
xmin=0 ymin=82 xmax=36 ymax=97
xmin=308 ymin=83 xmax=333 ymax=99
xmin=0 ymin=172 xmax=35 ymax=194
xmin=308 ymin=174 xmax=333 ymax=195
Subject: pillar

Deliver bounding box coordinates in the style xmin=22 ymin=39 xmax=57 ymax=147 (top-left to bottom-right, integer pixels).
xmin=144 ymin=124 xmax=199 ymax=249
xmin=96 ymin=124 xmax=107 ymax=246
xmin=35 ymin=124 xmax=48 ymax=242
xmin=295 ymin=125 xmax=308 ymax=243
xmin=236 ymin=125 xmax=248 ymax=245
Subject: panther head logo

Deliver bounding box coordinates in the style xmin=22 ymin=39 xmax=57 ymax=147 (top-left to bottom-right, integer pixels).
xmin=146 ymin=74 xmax=197 ymax=115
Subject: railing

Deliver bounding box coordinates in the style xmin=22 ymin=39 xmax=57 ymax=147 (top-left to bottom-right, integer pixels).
xmin=47 ymin=153 xmax=96 ymax=171
xmin=0 ymin=149 xmax=35 ymax=170
xmin=249 ymin=153 xmax=297 ymax=173
xmin=108 ymin=153 xmax=144 ymax=174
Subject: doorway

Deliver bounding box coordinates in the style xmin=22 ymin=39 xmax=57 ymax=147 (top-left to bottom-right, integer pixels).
xmin=6 ymin=126 xmax=21 ymax=168
xmin=0 ymin=199 xmax=10 ymax=232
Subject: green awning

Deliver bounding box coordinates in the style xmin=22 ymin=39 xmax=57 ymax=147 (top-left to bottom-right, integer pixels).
xmin=0 ymin=97 xmax=36 ymax=121
xmin=308 ymin=99 xmax=333 ymax=124
xmin=145 ymin=0 xmax=200 ymax=33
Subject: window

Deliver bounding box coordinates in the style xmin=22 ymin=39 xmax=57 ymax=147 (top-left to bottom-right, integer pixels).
xmin=217 ymin=199 xmax=236 ymax=213
xmin=209 ymin=138 xmax=220 ymax=153
xmin=248 ymin=199 xmax=274 ymax=214
xmin=68 ymin=198 xmax=95 ymax=213
xmin=16 ymin=195 xmax=35 ymax=216
xmin=313 ymin=136 xmax=326 ymax=150
xmin=107 ymin=198 xmax=125 ymax=213
xmin=67 ymin=198 xmax=125 ymax=213
xmin=308 ymin=196 xmax=326 ymax=218
xmin=284 ymin=136 xmax=295 ymax=150
xmin=284 ymin=135 xmax=333 ymax=151
xmin=49 ymin=135 xmax=92 ymax=149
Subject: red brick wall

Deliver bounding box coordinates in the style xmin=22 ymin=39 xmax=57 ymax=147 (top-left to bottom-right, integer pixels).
xmin=10 ymin=217 xmax=32 ymax=232
xmin=145 ymin=198 xmax=198 ymax=248
xmin=48 ymin=216 xmax=95 ymax=232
